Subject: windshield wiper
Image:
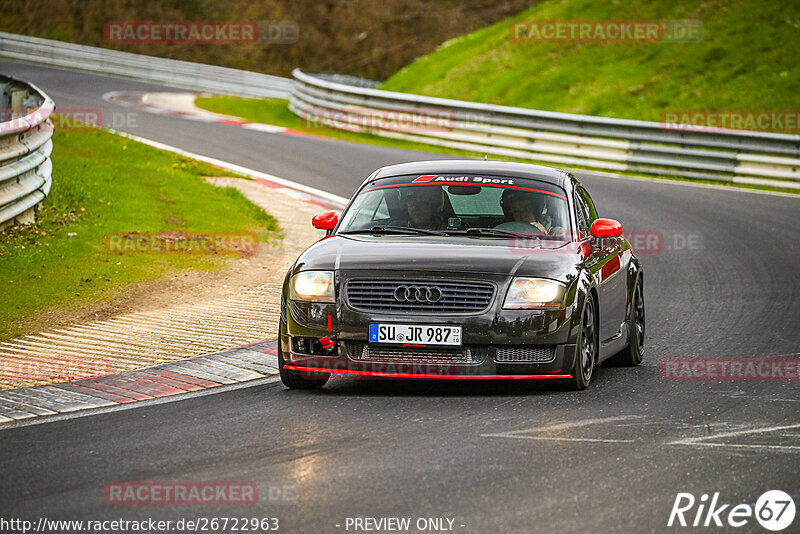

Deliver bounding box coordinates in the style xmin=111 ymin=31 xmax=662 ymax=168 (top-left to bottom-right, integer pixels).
xmin=340 ymin=225 xmax=448 ymax=236
xmin=455 ymin=228 xmax=541 ymax=240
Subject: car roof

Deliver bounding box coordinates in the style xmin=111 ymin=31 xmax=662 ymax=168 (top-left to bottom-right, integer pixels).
xmin=371 ymin=160 xmax=570 ymax=187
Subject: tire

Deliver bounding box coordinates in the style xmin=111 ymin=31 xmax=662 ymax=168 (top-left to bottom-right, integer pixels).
xmin=564 ymin=296 xmax=597 ymax=391
xmin=605 ymin=277 xmax=645 ymax=367
xmin=278 ymin=323 xmax=330 ymax=390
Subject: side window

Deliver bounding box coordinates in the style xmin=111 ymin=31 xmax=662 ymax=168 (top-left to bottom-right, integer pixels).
xmin=574 ymin=192 xmax=590 ymax=238
xmin=345 ymin=192 xmax=389 ymax=229
xmin=373 ymin=196 xmax=390 ymax=219
xmin=578 ymin=187 xmax=598 ymax=223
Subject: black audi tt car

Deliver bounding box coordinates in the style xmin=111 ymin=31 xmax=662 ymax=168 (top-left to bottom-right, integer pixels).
xmin=279 ymin=160 xmax=644 ymax=390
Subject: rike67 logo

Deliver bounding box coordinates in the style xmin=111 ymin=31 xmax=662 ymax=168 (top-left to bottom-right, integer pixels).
xmin=669 ymin=490 xmax=796 ymax=531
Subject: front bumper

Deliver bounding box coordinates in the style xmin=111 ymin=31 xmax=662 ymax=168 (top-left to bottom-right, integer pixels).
xmin=282 ymin=271 xmax=581 ymax=379
xmin=282 ymin=345 xmax=577 ymax=379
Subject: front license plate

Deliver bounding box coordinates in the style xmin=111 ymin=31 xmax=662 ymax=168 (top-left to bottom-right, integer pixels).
xmin=369 ymin=323 xmax=462 ymax=346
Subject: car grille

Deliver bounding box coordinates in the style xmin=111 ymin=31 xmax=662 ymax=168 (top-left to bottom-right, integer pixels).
xmin=495 ymin=346 xmax=556 ymax=363
xmin=345 ymin=280 xmax=494 ymax=313
xmin=346 ymin=341 xmax=486 ymax=364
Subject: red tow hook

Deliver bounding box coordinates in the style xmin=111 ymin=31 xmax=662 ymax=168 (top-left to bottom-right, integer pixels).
xmin=318 ymin=336 xmax=335 ymax=350
xmin=319 ymin=314 xmax=335 ymax=349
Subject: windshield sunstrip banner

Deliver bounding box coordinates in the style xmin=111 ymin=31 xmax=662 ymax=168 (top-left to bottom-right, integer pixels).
xmin=361 ymin=174 xmax=567 ymax=199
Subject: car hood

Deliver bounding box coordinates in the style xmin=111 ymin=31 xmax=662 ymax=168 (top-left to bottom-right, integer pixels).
xmin=292 ymin=235 xmax=582 ymax=280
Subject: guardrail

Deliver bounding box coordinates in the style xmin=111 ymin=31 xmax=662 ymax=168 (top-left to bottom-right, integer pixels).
xmin=0 ymin=74 xmax=53 ymax=229
xmin=290 ymin=69 xmax=800 ymax=189
xmin=0 ymin=32 xmax=292 ymax=99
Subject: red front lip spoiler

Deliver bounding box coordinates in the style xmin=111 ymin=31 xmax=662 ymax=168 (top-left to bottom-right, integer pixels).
xmin=284 ymin=365 xmax=571 ymax=380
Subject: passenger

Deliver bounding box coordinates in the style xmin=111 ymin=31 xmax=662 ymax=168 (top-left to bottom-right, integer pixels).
xmin=499 ymin=189 xmax=551 ymax=234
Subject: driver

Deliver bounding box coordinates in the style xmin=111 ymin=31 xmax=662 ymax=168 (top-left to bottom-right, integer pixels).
xmin=402 ymin=186 xmax=447 ymax=230
xmin=500 ymin=189 xmax=551 ymax=234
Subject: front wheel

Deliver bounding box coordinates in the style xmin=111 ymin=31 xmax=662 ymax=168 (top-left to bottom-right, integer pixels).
xmin=605 ymin=277 xmax=645 ymax=367
xmin=564 ymin=296 xmax=597 ymax=391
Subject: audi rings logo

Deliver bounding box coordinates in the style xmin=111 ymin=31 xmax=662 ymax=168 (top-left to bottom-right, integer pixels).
xmin=393 ymin=285 xmax=443 ymax=304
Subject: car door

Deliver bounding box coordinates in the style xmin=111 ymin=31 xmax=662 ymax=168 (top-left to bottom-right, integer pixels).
xmin=575 ymin=187 xmax=627 ymax=343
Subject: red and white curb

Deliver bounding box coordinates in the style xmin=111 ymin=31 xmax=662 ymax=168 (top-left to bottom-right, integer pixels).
xmin=102 ymin=90 xmax=313 ymax=136
xmin=0 ymin=340 xmax=279 ymax=425
xmin=0 ymin=120 xmax=347 ymax=428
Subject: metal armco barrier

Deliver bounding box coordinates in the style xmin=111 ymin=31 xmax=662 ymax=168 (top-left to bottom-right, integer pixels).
xmin=0 ymin=32 xmax=292 ymax=99
xmin=1 ymin=33 xmax=796 ymax=189
xmin=290 ymin=69 xmax=800 ymax=189
xmin=0 ymin=74 xmax=53 ymax=229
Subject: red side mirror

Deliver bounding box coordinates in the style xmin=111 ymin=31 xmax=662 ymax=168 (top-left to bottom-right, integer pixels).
xmin=591 ymin=218 xmax=623 ymax=238
xmin=312 ymin=210 xmax=338 ymax=230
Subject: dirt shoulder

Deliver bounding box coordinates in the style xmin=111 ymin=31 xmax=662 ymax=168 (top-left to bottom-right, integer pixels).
xmin=0 ymin=177 xmax=326 ymax=389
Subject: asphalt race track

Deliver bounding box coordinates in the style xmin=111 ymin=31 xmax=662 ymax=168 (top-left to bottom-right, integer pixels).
xmin=1 ymin=60 xmax=799 ymax=533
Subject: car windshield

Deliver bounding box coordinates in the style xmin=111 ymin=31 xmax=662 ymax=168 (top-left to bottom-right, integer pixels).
xmin=338 ymin=176 xmax=571 ymax=240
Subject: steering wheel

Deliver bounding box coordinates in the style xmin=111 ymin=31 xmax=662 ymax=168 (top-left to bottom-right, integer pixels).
xmin=494 ymin=221 xmax=548 ymax=236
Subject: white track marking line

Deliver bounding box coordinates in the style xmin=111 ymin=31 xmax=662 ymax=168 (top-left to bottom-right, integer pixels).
xmin=673 ymin=443 xmax=800 ymax=452
xmin=678 ymin=422 xmax=800 ymax=442
xmin=668 ymin=423 xmax=800 ymax=453
xmin=535 ymin=415 xmax=645 ymax=431
xmin=481 ymin=415 xmax=644 ymax=442
xmin=108 ymin=129 xmax=349 ymax=207
xmin=483 ymin=418 xmax=800 ymax=452
xmin=482 ymin=435 xmax=635 ymax=444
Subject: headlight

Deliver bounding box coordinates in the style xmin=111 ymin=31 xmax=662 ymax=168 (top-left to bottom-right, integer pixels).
xmin=290 ymin=271 xmax=334 ymax=302
xmin=503 ymin=277 xmax=566 ymax=308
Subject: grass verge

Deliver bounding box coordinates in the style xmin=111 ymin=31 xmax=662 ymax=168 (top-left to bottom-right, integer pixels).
xmin=380 ymin=0 xmax=800 ymax=123
xmin=0 ymin=118 xmax=280 ymax=340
